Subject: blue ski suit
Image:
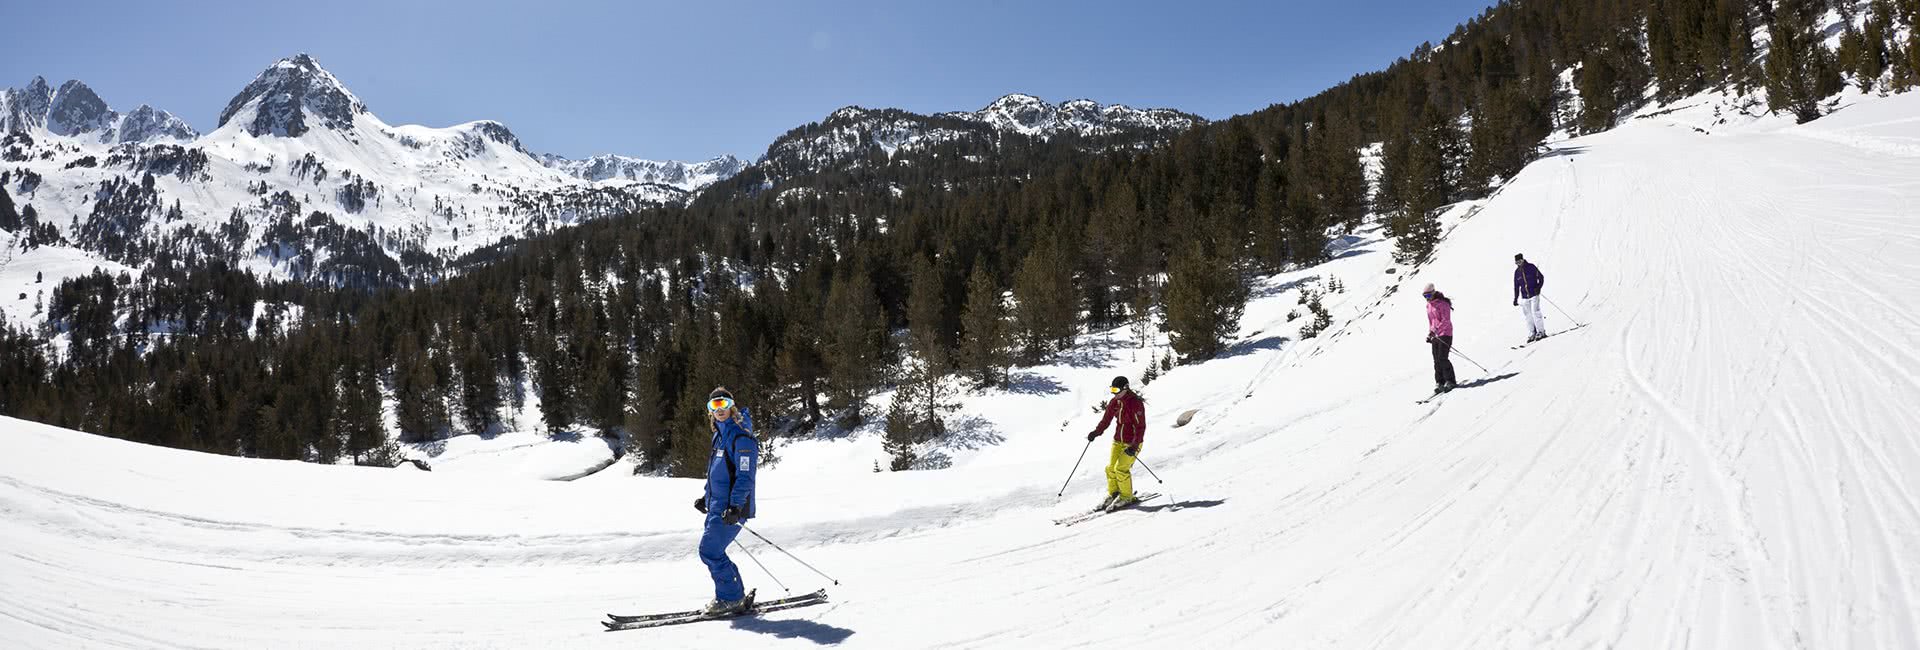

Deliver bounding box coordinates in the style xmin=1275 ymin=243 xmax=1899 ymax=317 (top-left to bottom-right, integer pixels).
xmin=699 ymin=408 xmax=758 ymax=602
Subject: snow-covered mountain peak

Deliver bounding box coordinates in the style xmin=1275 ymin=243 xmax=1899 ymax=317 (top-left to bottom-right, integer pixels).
xmin=217 ymin=53 xmax=367 ymax=137
xmin=1 ymin=76 xmax=197 ymax=143
xmin=1 ymin=76 xmax=56 ymax=133
xmin=986 ymin=93 xmax=1047 ymax=110
xmin=46 ymin=80 xmax=113 ymax=137
xmin=459 ymin=120 xmax=528 ymax=154
xmin=825 ymin=106 xmax=879 ymax=124
xmin=112 ymin=104 xmax=198 ymax=143
xmin=943 ymin=93 xmax=1204 ymax=138
xmin=538 ymin=152 xmax=746 ymax=192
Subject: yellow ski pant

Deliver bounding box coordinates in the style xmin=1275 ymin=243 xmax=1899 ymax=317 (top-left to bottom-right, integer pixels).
xmin=1104 ymin=441 xmax=1140 ymax=499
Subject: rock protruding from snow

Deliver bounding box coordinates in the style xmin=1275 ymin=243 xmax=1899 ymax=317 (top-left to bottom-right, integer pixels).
xmin=539 ymin=153 xmax=747 ymax=192
xmin=217 ymin=53 xmax=368 ymax=137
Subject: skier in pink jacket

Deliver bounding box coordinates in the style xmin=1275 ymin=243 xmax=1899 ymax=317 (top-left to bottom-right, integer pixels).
xmin=1424 ymin=283 xmax=1458 ymax=393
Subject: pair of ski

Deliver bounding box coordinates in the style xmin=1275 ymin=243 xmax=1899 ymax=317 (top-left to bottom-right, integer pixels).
xmin=1511 ymin=323 xmax=1589 ymax=349
xmin=602 ymin=588 xmax=830 ymax=631
xmin=1053 ymin=492 xmax=1162 ymax=526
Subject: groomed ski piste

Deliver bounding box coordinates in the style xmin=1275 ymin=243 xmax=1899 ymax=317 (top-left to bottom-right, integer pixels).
xmin=5 ymin=90 xmax=1920 ymax=648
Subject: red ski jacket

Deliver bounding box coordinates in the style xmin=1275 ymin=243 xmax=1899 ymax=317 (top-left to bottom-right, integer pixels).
xmin=1094 ymin=391 xmax=1147 ymax=445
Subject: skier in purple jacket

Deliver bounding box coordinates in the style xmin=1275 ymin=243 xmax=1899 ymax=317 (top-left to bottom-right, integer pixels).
xmin=1513 ymin=253 xmax=1547 ymax=342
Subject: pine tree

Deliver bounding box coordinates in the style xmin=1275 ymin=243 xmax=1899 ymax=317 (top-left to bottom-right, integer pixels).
xmin=339 ymin=365 xmax=386 ymax=464
xmin=1252 ymin=162 xmax=1290 ymax=271
xmin=957 ymin=261 xmax=1011 ymax=388
xmin=906 ymin=253 xmax=951 ymax=368
xmin=0 ymin=186 xmax=18 ymax=231
xmin=255 ymin=403 xmax=299 ymax=460
xmin=1161 ymin=242 xmax=1248 ymax=362
xmin=394 ymin=339 xmax=443 ymax=442
xmin=881 ymin=385 xmax=918 ymax=471
xmin=1387 ymin=105 xmax=1459 ymax=264
xmin=623 ymin=356 xmax=667 ymax=471
xmin=821 ymin=264 xmax=886 ymax=421
xmin=1313 ymin=117 xmax=1371 ymax=234
xmin=1766 ymin=0 xmax=1844 ymax=123
xmin=1283 ymin=180 xmax=1329 ymax=267
xmin=535 ymin=342 xmax=572 ymax=435
xmin=1011 ymin=238 xmax=1076 ymax=362
xmin=776 ymin=320 xmax=826 ymax=428
xmin=457 ymin=339 xmax=500 ymax=435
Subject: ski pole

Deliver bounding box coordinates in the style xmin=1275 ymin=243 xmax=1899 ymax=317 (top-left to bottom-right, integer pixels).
xmin=1132 ymin=456 xmax=1178 ymax=511
xmin=741 ymin=526 xmax=841 ymax=586
xmin=734 ymin=540 xmax=790 ymax=595
xmin=1446 ymin=344 xmax=1490 ymax=373
xmin=1543 ymin=295 xmax=1586 ymax=328
xmin=1057 ymin=437 xmax=1096 ymax=497
xmin=1133 ymin=456 xmax=1164 ymax=484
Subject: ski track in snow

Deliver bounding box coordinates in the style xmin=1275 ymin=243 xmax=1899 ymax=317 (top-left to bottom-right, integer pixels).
xmin=5 ymin=93 xmax=1920 ymax=648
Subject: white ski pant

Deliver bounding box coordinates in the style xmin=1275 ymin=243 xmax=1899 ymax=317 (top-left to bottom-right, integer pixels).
xmin=1518 ymin=295 xmax=1546 ymax=336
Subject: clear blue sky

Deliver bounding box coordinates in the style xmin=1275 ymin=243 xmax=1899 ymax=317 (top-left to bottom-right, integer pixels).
xmin=1 ymin=0 xmax=1495 ymax=162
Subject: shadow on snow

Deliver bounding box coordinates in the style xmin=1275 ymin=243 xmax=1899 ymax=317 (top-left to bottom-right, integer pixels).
xmin=730 ymin=613 xmax=856 ymax=645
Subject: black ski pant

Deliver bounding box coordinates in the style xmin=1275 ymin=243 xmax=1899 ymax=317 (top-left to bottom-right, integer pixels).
xmin=1430 ymin=335 xmax=1457 ymax=387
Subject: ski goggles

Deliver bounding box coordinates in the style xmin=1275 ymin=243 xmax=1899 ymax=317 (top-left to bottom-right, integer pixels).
xmin=1109 ymin=386 xmax=1121 ymax=395
xmin=707 ymin=396 xmax=735 ymax=413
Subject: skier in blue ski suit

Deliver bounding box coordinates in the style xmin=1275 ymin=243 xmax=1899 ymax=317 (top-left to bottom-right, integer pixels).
xmin=691 ymin=387 xmax=758 ymax=614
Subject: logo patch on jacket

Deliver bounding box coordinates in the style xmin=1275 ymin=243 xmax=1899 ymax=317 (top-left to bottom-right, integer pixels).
xmin=739 ymin=455 xmax=753 ymax=472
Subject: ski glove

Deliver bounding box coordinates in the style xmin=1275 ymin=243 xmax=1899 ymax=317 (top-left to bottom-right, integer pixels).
xmin=1086 ymin=431 xmax=1101 ymax=442
xmin=693 ymin=497 xmax=707 ymax=514
xmin=1124 ymin=444 xmax=1139 ymax=457
xmin=721 ymin=506 xmax=744 ymax=526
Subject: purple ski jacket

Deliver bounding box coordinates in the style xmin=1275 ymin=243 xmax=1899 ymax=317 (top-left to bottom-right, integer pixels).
xmin=1514 ymin=262 xmax=1545 ymax=300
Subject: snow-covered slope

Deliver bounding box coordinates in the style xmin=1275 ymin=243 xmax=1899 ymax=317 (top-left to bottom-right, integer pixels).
xmin=5 ymin=91 xmax=1920 ymax=648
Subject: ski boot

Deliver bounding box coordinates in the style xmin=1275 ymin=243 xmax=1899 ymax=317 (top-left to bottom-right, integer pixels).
xmin=702 ymin=591 xmax=755 ymax=617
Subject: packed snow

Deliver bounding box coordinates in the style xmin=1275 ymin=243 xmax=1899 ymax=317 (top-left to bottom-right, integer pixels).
xmin=4 ymin=89 xmax=1920 ymax=648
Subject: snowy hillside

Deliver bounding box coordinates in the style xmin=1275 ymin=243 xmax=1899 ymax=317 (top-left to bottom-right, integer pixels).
xmin=5 ymin=87 xmax=1919 ymax=647
xmin=755 ymin=94 xmax=1202 ymax=179
xmin=0 ymin=54 xmax=742 ymax=321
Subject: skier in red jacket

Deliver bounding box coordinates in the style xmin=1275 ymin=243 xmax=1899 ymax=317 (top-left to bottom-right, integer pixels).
xmin=1086 ymin=376 xmax=1147 ymax=510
